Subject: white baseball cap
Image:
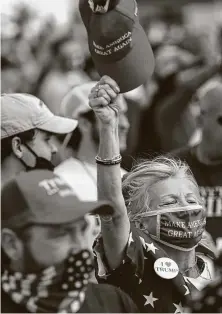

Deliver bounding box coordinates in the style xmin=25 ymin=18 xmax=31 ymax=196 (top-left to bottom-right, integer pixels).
xmin=1 ymin=93 xmax=78 ymax=139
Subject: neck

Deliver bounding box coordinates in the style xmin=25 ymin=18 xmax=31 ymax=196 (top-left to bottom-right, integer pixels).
xmin=76 ymin=138 xmax=98 ymax=165
xmin=162 ymin=245 xmax=197 ymax=277
xmin=196 ymin=142 xmax=222 ymax=165
xmin=1 ymin=156 xmax=26 ymax=186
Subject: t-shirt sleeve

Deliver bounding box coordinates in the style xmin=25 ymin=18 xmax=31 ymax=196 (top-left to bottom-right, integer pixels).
xmin=94 ymin=224 xmax=145 ymax=285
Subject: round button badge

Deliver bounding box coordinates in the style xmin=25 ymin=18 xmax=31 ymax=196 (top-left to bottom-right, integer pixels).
xmin=154 ymin=257 xmax=179 ymax=279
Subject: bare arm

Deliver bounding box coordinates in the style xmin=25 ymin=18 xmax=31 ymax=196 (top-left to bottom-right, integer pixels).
xmin=180 ymin=61 xmax=221 ymax=92
xmin=98 ymin=124 xmax=130 ymax=270
xmin=159 ymin=61 xmax=221 ymax=125
xmin=156 ymin=61 xmax=221 ymax=149
xmin=89 ymin=76 xmax=130 ymax=270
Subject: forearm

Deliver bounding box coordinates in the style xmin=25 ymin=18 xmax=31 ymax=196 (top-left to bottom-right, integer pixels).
xmin=157 ymin=62 xmax=220 ymax=140
xmin=97 ymin=122 xmax=126 ymax=213
xmin=186 ymin=63 xmax=220 ymax=91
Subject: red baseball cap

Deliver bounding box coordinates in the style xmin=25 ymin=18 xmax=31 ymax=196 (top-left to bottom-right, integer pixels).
xmin=2 ymin=170 xmax=114 ymax=229
xmin=79 ymin=0 xmax=155 ymax=92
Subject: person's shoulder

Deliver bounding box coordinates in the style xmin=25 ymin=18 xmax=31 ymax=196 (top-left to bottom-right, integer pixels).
xmin=55 ymin=157 xmax=83 ymax=173
xmin=87 ymin=282 xmax=120 ymax=294
xmin=86 ymin=283 xmax=138 ymax=312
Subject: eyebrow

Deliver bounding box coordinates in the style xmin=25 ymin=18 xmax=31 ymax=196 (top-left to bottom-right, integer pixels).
xmin=46 ymin=224 xmax=76 ymax=237
xmin=47 ymin=218 xmax=87 ymax=232
xmin=160 ymin=193 xmax=197 ymax=199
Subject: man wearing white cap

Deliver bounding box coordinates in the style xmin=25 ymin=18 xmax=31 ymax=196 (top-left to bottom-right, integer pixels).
xmin=1 ymin=93 xmax=78 ymax=185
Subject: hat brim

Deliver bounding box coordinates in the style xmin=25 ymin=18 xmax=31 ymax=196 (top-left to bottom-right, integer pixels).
xmin=92 ymin=23 xmax=155 ymax=93
xmin=30 ymin=200 xmax=114 ymax=226
xmin=38 ymin=115 xmax=78 ymax=135
xmin=3 ymin=201 xmax=113 ymax=229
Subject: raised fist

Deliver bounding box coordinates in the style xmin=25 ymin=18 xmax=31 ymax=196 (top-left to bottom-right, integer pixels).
xmin=88 ymin=75 xmax=120 ymax=126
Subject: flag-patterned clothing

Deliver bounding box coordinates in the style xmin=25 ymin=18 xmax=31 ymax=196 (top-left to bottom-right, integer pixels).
xmin=94 ymin=224 xmax=213 ymax=313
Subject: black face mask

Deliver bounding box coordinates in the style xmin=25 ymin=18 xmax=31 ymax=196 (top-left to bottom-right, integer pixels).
xmin=20 ymin=145 xmax=55 ymax=171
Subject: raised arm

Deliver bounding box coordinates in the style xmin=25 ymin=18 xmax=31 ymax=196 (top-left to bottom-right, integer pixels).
xmin=89 ymin=76 xmax=130 ymax=270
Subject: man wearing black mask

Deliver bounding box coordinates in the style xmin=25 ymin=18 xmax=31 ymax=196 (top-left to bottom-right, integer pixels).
xmin=1 ymin=93 xmax=77 ymax=185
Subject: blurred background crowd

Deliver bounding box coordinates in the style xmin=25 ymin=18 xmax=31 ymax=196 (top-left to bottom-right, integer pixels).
xmin=1 ymin=1 xmax=222 ymax=312
xmin=1 ymin=0 xmax=222 ymax=166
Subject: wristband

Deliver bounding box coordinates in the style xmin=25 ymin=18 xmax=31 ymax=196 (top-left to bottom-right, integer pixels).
xmin=95 ymin=154 xmax=122 ymax=165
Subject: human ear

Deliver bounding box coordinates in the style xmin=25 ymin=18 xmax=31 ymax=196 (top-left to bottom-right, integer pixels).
xmin=1 ymin=228 xmax=23 ymax=262
xmin=11 ymin=137 xmax=23 ymax=159
xmin=11 ymin=135 xmax=36 ymax=167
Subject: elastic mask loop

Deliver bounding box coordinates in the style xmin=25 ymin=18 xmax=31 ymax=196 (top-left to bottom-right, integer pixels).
xmin=138 ymin=205 xmax=204 ymax=218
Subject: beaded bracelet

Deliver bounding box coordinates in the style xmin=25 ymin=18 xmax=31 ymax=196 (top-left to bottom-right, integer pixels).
xmin=95 ymin=154 xmax=122 ymax=165
xmin=96 ymin=154 xmax=121 ymax=162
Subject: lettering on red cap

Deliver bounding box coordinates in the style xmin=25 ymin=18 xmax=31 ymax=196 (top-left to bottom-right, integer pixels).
xmin=93 ymin=31 xmax=132 ymax=57
xmin=39 ymin=177 xmax=74 ymax=197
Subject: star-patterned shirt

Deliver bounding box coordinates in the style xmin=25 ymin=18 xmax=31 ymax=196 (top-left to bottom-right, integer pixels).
xmin=188 ymin=277 xmax=222 ymax=313
xmin=94 ymin=224 xmax=213 ymax=313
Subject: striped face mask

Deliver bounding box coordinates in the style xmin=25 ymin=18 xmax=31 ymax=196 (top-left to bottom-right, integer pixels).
xmin=141 ymin=205 xmax=206 ymax=251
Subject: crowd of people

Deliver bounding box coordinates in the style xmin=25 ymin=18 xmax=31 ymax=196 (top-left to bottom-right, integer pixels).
xmin=1 ymin=0 xmax=222 ymax=313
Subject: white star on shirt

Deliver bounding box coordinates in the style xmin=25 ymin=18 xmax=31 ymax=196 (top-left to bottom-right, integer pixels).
xmin=128 ymin=232 xmax=134 ymax=246
xmin=173 ymin=302 xmax=184 ymax=313
xmin=146 ymin=242 xmax=159 ymax=254
xmin=183 ymin=285 xmax=190 ymax=296
xmin=143 ymin=292 xmax=158 ymax=308
xmin=139 ymin=237 xmax=159 ymax=254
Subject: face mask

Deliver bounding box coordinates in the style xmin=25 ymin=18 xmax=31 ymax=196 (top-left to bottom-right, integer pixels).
xmin=20 ymin=144 xmax=55 ymax=171
xmin=141 ymin=205 xmax=206 ymax=251
xmin=2 ymin=249 xmax=94 ymax=313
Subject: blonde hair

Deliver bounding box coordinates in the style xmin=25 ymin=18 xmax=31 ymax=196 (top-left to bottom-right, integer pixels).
xmin=122 ymin=156 xmax=201 ymax=222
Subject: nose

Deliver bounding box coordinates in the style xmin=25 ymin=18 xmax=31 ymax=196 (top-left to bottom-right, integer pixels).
xmin=69 ymin=219 xmax=92 ymax=252
xmin=178 ymin=197 xmax=190 ymax=207
xmin=50 ymin=142 xmax=58 ymax=155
